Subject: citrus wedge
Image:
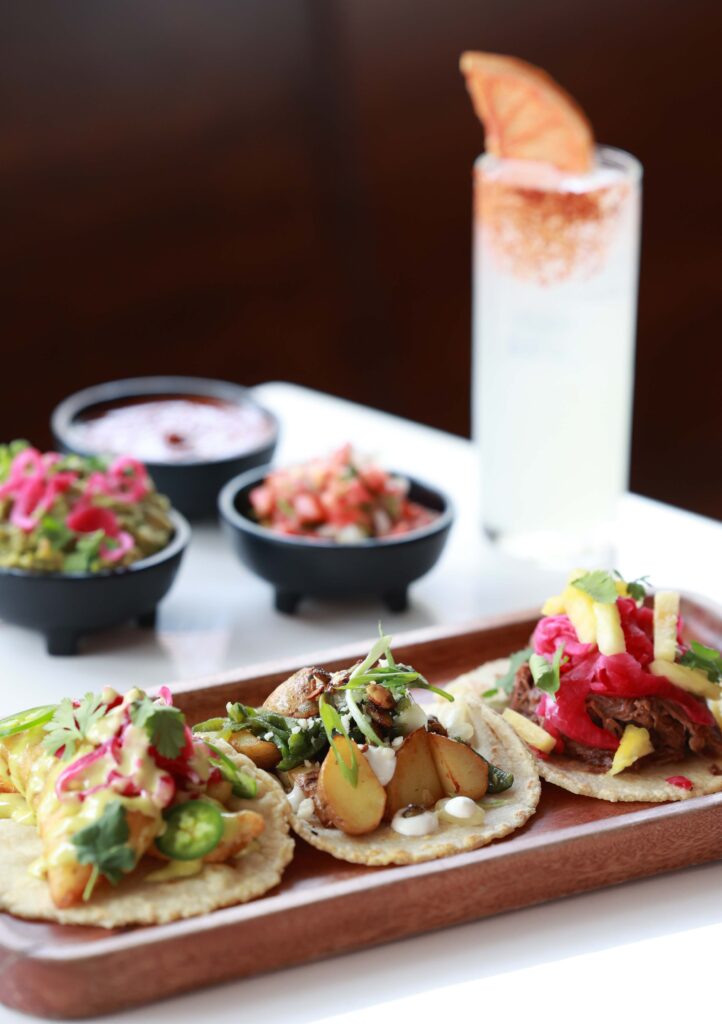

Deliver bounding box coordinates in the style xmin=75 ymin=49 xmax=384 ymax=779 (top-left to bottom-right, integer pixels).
xmin=460 ymin=52 xmax=594 ymax=173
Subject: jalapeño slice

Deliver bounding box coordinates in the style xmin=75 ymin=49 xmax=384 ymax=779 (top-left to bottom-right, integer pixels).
xmin=156 ymin=800 xmax=224 ymax=861
xmin=0 ymin=705 xmax=57 ymax=739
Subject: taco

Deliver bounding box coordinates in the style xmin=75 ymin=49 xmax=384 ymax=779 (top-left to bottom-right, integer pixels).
xmin=452 ymin=570 xmax=722 ymax=802
xmin=195 ymin=634 xmax=540 ymax=866
xmin=0 ymin=686 xmax=293 ymax=926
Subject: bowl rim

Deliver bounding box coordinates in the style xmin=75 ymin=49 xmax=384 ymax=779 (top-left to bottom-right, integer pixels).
xmin=0 ymin=508 xmax=191 ymax=582
xmin=50 ymin=375 xmax=279 ymax=470
xmin=218 ymin=464 xmax=455 ymax=550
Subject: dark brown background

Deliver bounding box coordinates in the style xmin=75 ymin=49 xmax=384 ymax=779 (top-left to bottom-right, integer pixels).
xmin=2 ymin=1 xmax=721 ymax=517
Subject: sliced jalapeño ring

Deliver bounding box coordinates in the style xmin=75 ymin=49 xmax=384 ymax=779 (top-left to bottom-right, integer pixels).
xmin=0 ymin=705 xmax=57 ymax=739
xmin=155 ymin=800 xmax=224 ymax=861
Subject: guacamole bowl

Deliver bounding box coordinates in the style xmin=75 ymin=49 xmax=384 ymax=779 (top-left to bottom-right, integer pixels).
xmin=0 ymin=509 xmax=190 ymax=655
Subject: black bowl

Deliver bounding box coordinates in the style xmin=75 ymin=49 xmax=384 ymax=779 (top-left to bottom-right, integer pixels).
xmin=51 ymin=376 xmax=279 ymax=520
xmin=219 ymin=466 xmax=454 ymax=614
xmin=0 ymin=510 xmax=190 ymax=656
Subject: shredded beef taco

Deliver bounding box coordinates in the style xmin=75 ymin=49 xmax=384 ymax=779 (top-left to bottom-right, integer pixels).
xmin=196 ymin=633 xmax=540 ymax=866
xmin=0 ymin=687 xmax=293 ymax=926
xmin=452 ymin=570 xmax=722 ymax=802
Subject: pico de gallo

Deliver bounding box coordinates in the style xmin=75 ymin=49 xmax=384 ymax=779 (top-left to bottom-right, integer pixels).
xmin=499 ymin=570 xmax=722 ymax=777
xmin=0 ymin=441 xmax=174 ymax=572
xmin=249 ymin=445 xmax=438 ymax=541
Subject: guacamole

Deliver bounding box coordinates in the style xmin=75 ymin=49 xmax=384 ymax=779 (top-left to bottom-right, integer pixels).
xmin=0 ymin=441 xmax=174 ymax=573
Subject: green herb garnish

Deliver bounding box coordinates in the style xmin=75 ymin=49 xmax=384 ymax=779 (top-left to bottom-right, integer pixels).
xmin=43 ymin=692 xmax=108 ymax=760
xmin=613 ymin=569 xmax=650 ymax=604
xmin=38 ymin=515 xmax=74 ymax=552
xmin=204 ymin=741 xmax=258 ymax=799
xmin=318 ymin=693 xmax=358 ymax=787
xmin=72 ymin=801 xmax=135 ymax=900
xmin=679 ymin=641 xmax=722 ymax=683
xmin=571 ymin=570 xmax=618 ymax=604
xmin=63 ymin=530 xmax=106 ymax=573
xmin=130 ymin=698 xmax=187 ymax=759
xmin=483 ymin=647 xmax=534 ymax=699
xmin=529 ymin=645 xmax=566 ymax=696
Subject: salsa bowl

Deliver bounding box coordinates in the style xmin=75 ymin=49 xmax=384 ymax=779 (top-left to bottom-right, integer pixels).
xmin=51 ymin=377 xmax=279 ymax=520
xmin=218 ymin=466 xmax=454 ymax=613
xmin=0 ymin=509 xmax=190 ymax=655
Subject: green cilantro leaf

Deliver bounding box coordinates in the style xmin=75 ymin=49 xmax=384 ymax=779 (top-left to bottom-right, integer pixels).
xmin=38 ymin=515 xmax=74 ymax=552
xmin=72 ymin=801 xmax=135 ymax=895
xmin=488 ymin=647 xmax=534 ymax=698
xmin=572 ymin=570 xmax=617 ymax=604
xmin=43 ymin=692 xmax=108 ymax=760
xmin=63 ymin=530 xmax=106 ymax=573
xmin=613 ymin=570 xmax=650 ymax=604
xmin=130 ymin=698 xmax=186 ymax=759
xmin=679 ymin=641 xmax=722 ymax=683
xmin=529 ymin=645 xmax=567 ymax=696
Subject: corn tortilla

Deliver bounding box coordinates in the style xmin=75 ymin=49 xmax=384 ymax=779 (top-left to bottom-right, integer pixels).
xmin=451 ymin=658 xmax=722 ymax=803
xmin=0 ymin=741 xmax=294 ymax=926
xmin=291 ymin=699 xmax=540 ymax=865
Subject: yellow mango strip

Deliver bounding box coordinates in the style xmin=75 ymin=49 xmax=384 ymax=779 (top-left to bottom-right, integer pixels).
xmin=562 ymin=584 xmax=597 ymax=644
xmin=653 ymin=591 xmax=680 ymax=662
xmin=593 ymin=602 xmax=626 ymax=656
xmin=608 ymin=725 xmax=653 ymax=776
xmin=502 ymin=709 xmax=556 ymax=754
xmin=649 ymin=659 xmax=721 ymax=701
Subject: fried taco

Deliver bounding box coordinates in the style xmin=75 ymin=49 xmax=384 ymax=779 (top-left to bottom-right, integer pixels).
xmin=452 ymin=570 xmax=722 ymax=802
xmin=195 ymin=634 xmax=540 ymax=866
xmin=0 ymin=686 xmax=293 ymax=926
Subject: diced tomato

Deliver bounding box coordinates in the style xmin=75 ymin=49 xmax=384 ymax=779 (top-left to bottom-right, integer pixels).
xmin=666 ymin=776 xmax=693 ymax=791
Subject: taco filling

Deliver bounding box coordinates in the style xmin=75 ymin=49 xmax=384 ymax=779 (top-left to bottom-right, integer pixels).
xmin=196 ymin=633 xmax=540 ymax=865
xmin=494 ymin=571 xmax=722 ymax=794
xmin=0 ymin=686 xmax=293 ymax=924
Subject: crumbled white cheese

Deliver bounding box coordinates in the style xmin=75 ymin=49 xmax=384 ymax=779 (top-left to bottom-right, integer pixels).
xmin=286 ymin=784 xmax=305 ymax=812
xmin=390 ymin=808 xmax=439 ymax=837
xmin=436 ymin=701 xmax=474 ymax=742
xmin=297 ymin=798 xmax=315 ymax=820
xmin=395 ymin=700 xmax=428 ymax=735
xmin=391 ymin=736 xmax=405 ymax=750
xmin=363 ymin=745 xmax=397 ymax=786
xmin=291 ymin=726 xmax=301 ymax=735
xmin=264 ymin=732 xmax=274 ymax=742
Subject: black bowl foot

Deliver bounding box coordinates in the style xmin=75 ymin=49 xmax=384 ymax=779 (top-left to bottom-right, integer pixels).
xmin=46 ymin=630 xmax=81 ymax=657
xmin=383 ymin=588 xmax=409 ymax=613
xmin=275 ymin=590 xmax=302 ymax=615
xmin=137 ymin=608 xmax=158 ymax=629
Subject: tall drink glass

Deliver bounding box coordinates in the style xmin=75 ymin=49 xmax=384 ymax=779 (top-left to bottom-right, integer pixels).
xmin=472 ymin=146 xmax=642 ymax=562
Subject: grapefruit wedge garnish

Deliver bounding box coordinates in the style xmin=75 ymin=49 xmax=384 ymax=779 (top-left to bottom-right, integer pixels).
xmin=460 ymin=52 xmax=594 ymax=173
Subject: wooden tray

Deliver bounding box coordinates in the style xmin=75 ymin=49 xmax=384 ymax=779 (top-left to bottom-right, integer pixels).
xmin=2 ymin=595 xmax=722 ymax=1019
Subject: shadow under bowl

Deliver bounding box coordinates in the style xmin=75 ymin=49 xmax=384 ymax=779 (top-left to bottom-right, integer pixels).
xmin=0 ymin=510 xmax=190 ymax=656
xmin=218 ymin=466 xmax=454 ymax=614
xmin=51 ymin=376 xmax=279 ymax=520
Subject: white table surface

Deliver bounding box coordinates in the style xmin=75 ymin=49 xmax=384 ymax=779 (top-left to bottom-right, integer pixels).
xmin=1 ymin=381 xmax=721 ymax=1022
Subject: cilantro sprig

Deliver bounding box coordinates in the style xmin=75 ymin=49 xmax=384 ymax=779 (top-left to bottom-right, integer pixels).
xmin=43 ymin=692 xmax=109 ymax=760
xmin=130 ymin=698 xmax=187 ymax=759
xmin=529 ymin=645 xmax=567 ymax=696
xmin=482 ymin=647 xmax=533 ymax=699
xmin=679 ymin=641 xmax=722 ymax=683
xmin=72 ymin=801 xmax=135 ymax=900
xmin=571 ymin=570 xmax=618 ymax=604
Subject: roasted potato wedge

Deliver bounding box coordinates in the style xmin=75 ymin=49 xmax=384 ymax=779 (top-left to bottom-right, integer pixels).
xmin=263 ymin=667 xmax=332 ymax=718
xmin=316 ymin=738 xmax=385 ymax=835
xmin=428 ymin=733 xmax=489 ymax=800
xmin=384 ymin=728 xmax=444 ymax=820
xmin=227 ymin=729 xmax=281 ymax=770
